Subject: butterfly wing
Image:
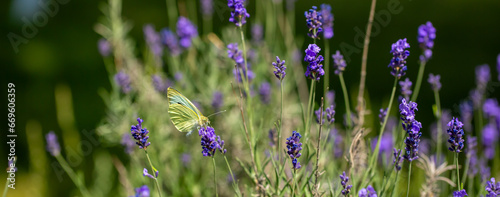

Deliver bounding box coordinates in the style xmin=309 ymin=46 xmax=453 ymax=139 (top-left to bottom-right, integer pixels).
xmin=168 ymin=103 xmax=200 ymax=133
xmin=167 ymin=87 xmax=203 ymax=116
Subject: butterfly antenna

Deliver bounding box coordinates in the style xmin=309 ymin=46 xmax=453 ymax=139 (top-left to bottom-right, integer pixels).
xmin=207 ymin=110 xmax=227 ymax=117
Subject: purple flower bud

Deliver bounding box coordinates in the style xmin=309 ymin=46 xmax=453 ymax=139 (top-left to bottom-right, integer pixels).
xmin=131 ymin=118 xmax=151 ymax=149
xmin=332 ymin=50 xmax=346 ymax=75
xmin=228 ymin=0 xmax=250 ymax=27
xmin=114 ymin=71 xmax=131 ymax=93
xmin=428 ymin=73 xmax=441 ymax=91
xmin=286 ymin=131 xmax=303 ymax=169
xmin=340 ymin=171 xmax=352 ymax=196
xmin=452 ymin=189 xmax=468 ymax=197
xmin=176 ymin=17 xmax=198 ymax=49
xmin=399 ymin=78 xmax=413 ymax=100
xmin=272 ymin=56 xmax=287 ymax=81
xmin=45 ymin=131 xmax=60 ymax=156
xmin=447 ymin=117 xmax=465 ymax=153
xmin=304 ymin=44 xmax=324 ymax=81
xmin=134 ymin=185 xmax=150 ymax=197
xmin=98 ymin=38 xmax=112 ymax=57
xmin=388 ymin=38 xmax=410 ymax=78
xmin=304 ymin=6 xmax=323 ymax=39
xmin=320 ymin=4 xmax=334 ymax=39
xmin=417 ymin=21 xmax=436 ymax=62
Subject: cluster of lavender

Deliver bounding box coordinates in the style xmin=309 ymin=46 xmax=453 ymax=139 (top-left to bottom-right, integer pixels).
xmin=339 ymin=171 xmax=352 ymax=196
xmin=399 ymin=78 xmax=412 ymax=101
xmin=320 ymin=4 xmax=334 ymax=39
xmin=388 ymin=38 xmax=410 ymax=78
xmin=447 ymin=117 xmax=465 ymax=153
xmin=452 ymin=189 xmax=468 ymax=197
xmin=304 ymin=6 xmax=323 ymax=39
xmin=358 ymin=185 xmax=377 ymax=197
xmin=428 ymin=73 xmax=442 ymax=91
xmin=392 ymin=148 xmax=403 ymax=171
xmin=199 ymin=126 xmax=226 ymax=157
xmin=114 ymin=71 xmax=131 ymax=93
xmin=417 ymin=22 xmax=436 ymax=62
xmin=286 ymin=131 xmax=303 ymax=169
xmin=304 ymin=44 xmax=324 ymax=80
xmin=227 ymin=43 xmax=255 ymax=83
xmin=399 ymin=98 xmax=422 ymax=161
xmin=131 ymin=118 xmax=151 ymax=149
xmin=272 ymin=56 xmax=286 ymax=81
xmin=486 ymin=178 xmax=500 ymax=197
xmin=228 ymin=0 xmax=250 ymax=27
xmin=332 ymin=50 xmax=346 ymax=75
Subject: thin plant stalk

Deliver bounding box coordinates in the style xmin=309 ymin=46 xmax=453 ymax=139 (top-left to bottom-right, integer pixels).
xmin=433 ymin=89 xmax=442 ymax=163
xmin=313 ymin=98 xmax=325 ymax=193
xmin=455 ymin=153 xmax=461 ymax=190
xmin=461 ymin=155 xmax=471 ymax=189
xmin=279 ymin=82 xmax=284 ymax=163
xmin=390 ymin=171 xmax=400 ymax=197
xmin=410 ymin=61 xmax=427 ymax=102
xmin=406 ymin=161 xmax=412 ymax=197
xmin=238 ymin=26 xmax=255 ymax=142
xmin=165 ymin=0 xmax=178 ymax=27
xmin=323 ymin=39 xmax=330 ymax=98
xmin=224 ymin=156 xmax=241 ymax=196
xmin=305 ymin=79 xmax=316 ymax=139
xmin=203 ymin=16 xmax=213 ymax=35
xmin=2 ymin=173 xmax=9 ymax=197
xmin=292 ymin=169 xmax=297 ymax=197
xmin=339 ymin=73 xmax=352 ymax=129
xmin=363 ymin=76 xmax=398 ymax=186
xmin=356 ymin=0 xmax=378 ymax=127
xmin=55 ymin=155 xmax=91 ymax=197
xmin=213 ymin=157 xmax=218 ymax=197
xmin=145 ymin=151 xmax=162 ymax=197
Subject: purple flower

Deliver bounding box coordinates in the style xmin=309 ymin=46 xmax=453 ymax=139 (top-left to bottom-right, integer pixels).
xmin=211 ymin=91 xmax=224 ymax=111
xmin=272 ymin=56 xmax=287 ymax=81
xmin=480 ymin=159 xmax=491 ymax=183
xmin=199 ymin=126 xmax=226 ymax=157
xmin=130 ymin=118 xmax=151 ymax=149
xmin=428 ymin=73 xmax=441 ymax=91
xmin=315 ymin=108 xmax=324 ymax=124
xmin=160 ymin=28 xmax=181 ymax=56
xmin=417 ymin=21 xmax=436 ymax=62
xmin=482 ymin=124 xmax=498 ymax=160
xmin=466 ymin=137 xmax=477 ymax=178
xmin=476 ymin=64 xmax=491 ymax=89
xmin=379 ymin=108 xmax=388 ymax=125
xmin=227 ymin=43 xmax=244 ymax=64
xmin=486 ymin=178 xmax=500 ymax=197
xmin=152 ymin=75 xmax=172 ymax=94
xmin=320 ymin=4 xmax=334 ymax=39
xmin=181 ymin=153 xmax=191 ymax=166
xmin=399 ymin=78 xmax=413 ymax=100
xmin=453 ymin=189 xmax=468 ymax=197
xmin=177 ymin=17 xmax=198 ymax=49
xmin=45 ymin=131 xmax=60 ymax=156
xmin=121 ymin=133 xmax=135 ymax=154
xmin=98 ymin=38 xmax=112 ymax=57
xmin=358 ymin=185 xmax=377 ymax=197
xmin=483 ymin=98 xmax=500 ymax=118
xmin=143 ymin=168 xmax=158 ymax=179
xmin=304 ymin=6 xmax=323 ymax=39
xmin=114 ymin=71 xmax=131 ymax=93
xmin=332 ymin=50 xmax=346 ymax=75
xmin=388 ymin=38 xmax=410 ymax=78
xmin=228 ymin=0 xmax=250 ymax=27
xmin=400 ymin=98 xmax=422 ymax=161
xmin=325 ymin=105 xmax=335 ymax=124
xmin=286 ymin=131 xmax=303 ymax=169
xmin=143 ymin=24 xmax=163 ymax=57
xmin=268 ymin=129 xmax=276 ymax=147
xmin=133 ymin=185 xmax=150 ymax=197
xmin=304 ymin=44 xmax=325 ymax=81
xmin=228 ymin=43 xmax=255 ymax=83
xmin=259 ymin=82 xmax=271 ymax=104
xmin=371 ymin=132 xmax=393 ymax=157
xmin=340 ymin=171 xmax=352 ymax=196
xmin=393 ymin=148 xmax=403 ymax=171
xmin=329 ymin=128 xmax=343 ymax=158
xmin=252 ymin=24 xmax=263 ymax=43
xmin=447 ymin=117 xmax=465 ymax=153
xmin=200 ymin=0 xmax=213 ymax=17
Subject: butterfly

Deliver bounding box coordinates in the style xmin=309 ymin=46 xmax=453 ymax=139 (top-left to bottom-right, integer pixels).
xmin=167 ymin=87 xmax=209 ymax=135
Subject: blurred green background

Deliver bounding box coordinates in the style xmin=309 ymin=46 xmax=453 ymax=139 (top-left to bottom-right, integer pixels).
xmin=1 ymin=0 xmax=500 ymax=196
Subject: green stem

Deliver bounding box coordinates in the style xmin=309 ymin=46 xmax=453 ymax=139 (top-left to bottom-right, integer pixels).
xmin=324 ymin=39 xmax=330 ymax=99
xmin=455 ymin=153 xmax=461 ymax=190
xmin=165 ymin=0 xmax=178 ymax=28
xmin=313 ymin=100 xmax=324 ymax=192
xmin=224 ymin=156 xmax=241 ymax=196
xmin=292 ymin=169 xmax=296 ymax=197
xmin=2 ymin=174 xmax=9 ymax=197
xmin=213 ymin=157 xmax=218 ymax=197
xmin=305 ymin=79 xmax=316 ymax=139
xmin=434 ymin=89 xmax=442 ymax=163
xmin=55 ymin=155 xmax=91 ymax=197
xmin=145 ymin=151 xmax=162 ymax=197
xmin=203 ymin=17 xmax=213 ymax=35
xmin=390 ymin=171 xmax=400 ymax=197
xmin=411 ymin=60 xmax=426 ymax=102
xmin=279 ymin=82 xmax=284 ymax=163
xmin=339 ymin=73 xmax=352 ymax=129
xmin=406 ymin=161 xmax=412 ymax=197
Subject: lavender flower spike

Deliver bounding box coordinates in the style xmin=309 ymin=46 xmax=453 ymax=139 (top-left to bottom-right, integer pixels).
xmin=393 ymin=148 xmax=403 ymax=171
xmin=379 ymin=108 xmax=388 ymax=125
xmin=453 ymin=189 xmax=468 ymax=197
xmin=400 ymin=98 xmax=422 ymax=161
xmin=272 ymin=56 xmax=287 ymax=81
xmin=447 ymin=117 xmax=465 ymax=153
xmin=428 ymin=73 xmax=442 ymax=91
xmin=228 ymin=0 xmax=250 ymax=27
xmin=304 ymin=44 xmax=325 ymax=81
xmin=332 ymin=50 xmax=347 ymax=75
xmin=286 ymin=131 xmax=303 ymax=169
xmin=358 ymin=185 xmax=377 ymax=197
xmin=45 ymin=131 xmax=61 ymax=156
xmin=200 ymin=0 xmax=213 ymax=17
xmin=486 ymin=178 xmax=500 ymax=197
xmin=417 ymin=21 xmax=436 ymax=62
xmin=176 ymin=17 xmax=198 ymax=49
xmin=143 ymin=168 xmax=158 ymax=179
xmin=388 ymin=38 xmax=410 ymax=78
xmin=259 ymin=82 xmax=271 ymax=104
xmin=134 ymin=185 xmax=150 ymax=197
xmin=130 ymin=118 xmax=151 ymax=149
xmin=98 ymin=38 xmax=112 ymax=57
xmin=304 ymin=6 xmax=323 ymax=39
xmin=320 ymin=4 xmax=334 ymax=39
xmin=340 ymin=171 xmax=352 ymax=196
xmin=199 ymin=126 xmax=226 ymax=157
xmin=399 ymin=78 xmax=413 ymax=100
xmin=143 ymin=24 xmax=163 ymax=57
xmin=325 ymin=105 xmax=335 ymax=124
xmin=114 ymin=71 xmax=131 ymax=93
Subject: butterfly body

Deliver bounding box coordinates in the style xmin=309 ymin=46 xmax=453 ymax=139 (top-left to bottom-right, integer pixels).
xmin=167 ymin=87 xmax=209 ymax=134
